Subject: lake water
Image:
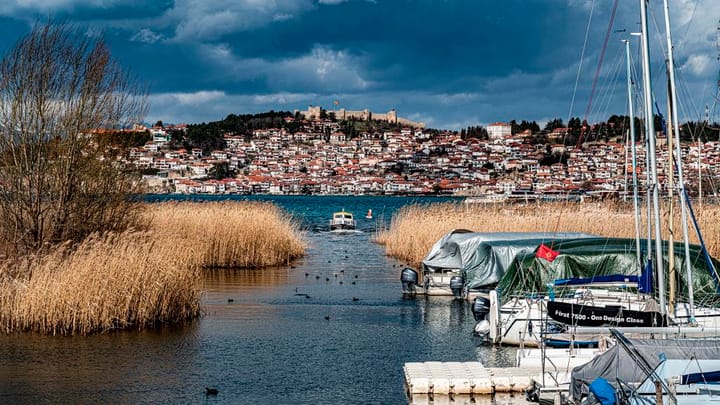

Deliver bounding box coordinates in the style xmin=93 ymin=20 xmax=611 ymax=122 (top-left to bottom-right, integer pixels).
xmin=0 ymin=195 xmax=517 ymax=404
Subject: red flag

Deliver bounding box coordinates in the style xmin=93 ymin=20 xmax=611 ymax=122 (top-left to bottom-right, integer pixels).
xmin=537 ymin=243 xmax=559 ymax=262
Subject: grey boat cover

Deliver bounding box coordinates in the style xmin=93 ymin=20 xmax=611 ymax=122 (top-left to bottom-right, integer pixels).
xmin=498 ymin=237 xmax=720 ymax=300
xmin=571 ymin=338 xmax=720 ymax=401
xmin=421 ymin=230 xmax=596 ymax=290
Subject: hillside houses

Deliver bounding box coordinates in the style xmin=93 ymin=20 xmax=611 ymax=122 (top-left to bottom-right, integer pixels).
xmin=123 ymin=120 xmax=719 ymax=198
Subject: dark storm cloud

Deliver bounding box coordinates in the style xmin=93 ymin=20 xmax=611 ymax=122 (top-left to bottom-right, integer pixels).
xmin=0 ymin=0 xmax=716 ymax=128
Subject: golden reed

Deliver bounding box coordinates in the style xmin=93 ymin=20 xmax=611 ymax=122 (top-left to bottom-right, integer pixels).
xmin=0 ymin=201 xmax=306 ymax=335
xmin=375 ymin=201 xmax=720 ymax=268
xmin=148 ymin=201 xmax=306 ymax=269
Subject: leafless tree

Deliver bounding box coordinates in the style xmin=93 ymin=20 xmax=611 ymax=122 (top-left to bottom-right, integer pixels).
xmin=0 ymin=22 xmax=148 ymax=258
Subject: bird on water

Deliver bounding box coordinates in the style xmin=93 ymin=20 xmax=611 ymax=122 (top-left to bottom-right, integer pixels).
xmin=205 ymin=387 xmax=219 ymax=396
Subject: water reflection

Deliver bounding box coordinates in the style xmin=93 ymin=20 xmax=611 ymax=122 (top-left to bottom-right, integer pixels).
xmin=0 ymin=213 xmax=513 ymax=404
xmin=204 ymin=266 xmax=291 ymax=287
xmin=0 ymin=324 xmax=203 ymax=404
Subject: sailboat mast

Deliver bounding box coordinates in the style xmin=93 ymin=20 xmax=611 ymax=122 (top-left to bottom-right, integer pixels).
xmin=624 ymin=133 xmax=629 ymax=202
xmin=624 ymin=39 xmax=642 ymax=270
xmin=667 ymin=85 xmax=675 ymax=313
xmin=639 ymin=0 xmax=667 ymax=315
xmin=662 ymin=0 xmax=695 ymax=320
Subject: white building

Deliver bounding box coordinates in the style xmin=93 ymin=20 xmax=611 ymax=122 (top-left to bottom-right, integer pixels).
xmin=487 ymin=122 xmax=512 ymax=140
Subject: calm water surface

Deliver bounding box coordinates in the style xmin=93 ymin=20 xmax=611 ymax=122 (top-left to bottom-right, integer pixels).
xmin=0 ymin=196 xmax=515 ymax=404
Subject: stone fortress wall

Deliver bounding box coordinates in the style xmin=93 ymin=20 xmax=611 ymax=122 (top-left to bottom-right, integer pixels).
xmin=298 ymin=105 xmax=425 ymax=128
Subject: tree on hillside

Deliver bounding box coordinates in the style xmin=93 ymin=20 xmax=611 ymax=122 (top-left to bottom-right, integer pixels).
xmin=517 ymin=120 xmax=540 ymax=133
xmin=0 ymin=23 xmax=148 ymax=258
xmin=209 ymin=162 xmax=236 ymax=180
xmin=544 ymin=118 xmax=565 ymax=132
xmin=462 ymin=126 xmax=488 ymax=140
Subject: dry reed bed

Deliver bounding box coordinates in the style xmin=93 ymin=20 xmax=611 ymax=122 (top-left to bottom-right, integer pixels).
xmin=148 ymin=201 xmax=306 ymax=268
xmin=0 ymin=232 xmax=201 ymax=335
xmin=376 ymin=201 xmax=720 ymax=267
xmin=0 ymin=201 xmax=306 ymax=335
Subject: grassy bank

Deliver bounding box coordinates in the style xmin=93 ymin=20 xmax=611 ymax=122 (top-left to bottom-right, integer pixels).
xmin=0 ymin=201 xmax=306 ymax=335
xmin=375 ymin=201 xmax=720 ymax=267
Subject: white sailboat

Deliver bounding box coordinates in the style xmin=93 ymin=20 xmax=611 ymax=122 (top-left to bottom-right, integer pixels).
xmin=480 ymin=0 xmax=720 ymax=348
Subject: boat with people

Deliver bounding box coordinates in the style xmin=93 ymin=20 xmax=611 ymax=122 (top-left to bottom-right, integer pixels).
xmin=329 ymin=210 xmax=356 ymax=231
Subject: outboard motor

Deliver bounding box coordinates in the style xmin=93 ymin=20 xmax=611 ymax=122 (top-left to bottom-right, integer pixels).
xmin=449 ymin=275 xmax=464 ymax=299
xmin=400 ymin=268 xmax=418 ymax=296
xmin=474 ymin=320 xmax=491 ymax=339
xmin=472 ymin=296 xmax=491 ymax=321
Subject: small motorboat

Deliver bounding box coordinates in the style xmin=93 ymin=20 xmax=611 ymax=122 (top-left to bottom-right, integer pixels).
xmin=365 ymin=209 xmax=373 ymax=219
xmin=329 ymin=210 xmax=356 ymax=231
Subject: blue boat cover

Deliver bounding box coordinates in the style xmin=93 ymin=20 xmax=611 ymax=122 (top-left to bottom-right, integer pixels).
xmin=639 ymin=261 xmax=653 ymax=293
xmin=589 ymin=378 xmax=616 ymax=405
xmin=681 ymin=370 xmax=720 ymax=385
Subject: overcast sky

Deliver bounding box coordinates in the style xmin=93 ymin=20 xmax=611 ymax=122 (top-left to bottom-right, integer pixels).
xmin=0 ymin=0 xmax=717 ymax=129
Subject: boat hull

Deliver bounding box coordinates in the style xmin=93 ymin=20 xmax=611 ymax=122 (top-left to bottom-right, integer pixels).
xmin=546 ymin=300 xmax=667 ymax=328
xmin=329 ymin=224 xmax=355 ymax=231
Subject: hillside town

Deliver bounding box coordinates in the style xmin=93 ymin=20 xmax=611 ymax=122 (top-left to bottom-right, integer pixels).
xmin=124 ymin=111 xmax=719 ymax=201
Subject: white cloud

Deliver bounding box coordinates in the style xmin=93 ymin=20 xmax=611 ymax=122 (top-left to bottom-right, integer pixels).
xmin=680 ymin=53 xmax=714 ymax=77
xmin=566 ymin=0 xmax=595 ymax=11
xmin=130 ymin=28 xmax=162 ymax=44
xmin=0 ymin=0 xmax=135 ymax=16
xmin=252 ymin=93 xmax=315 ymax=105
xmin=147 ymin=90 xmax=318 ymax=124
xmin=197 ymin=42 xmax=371 ymax=93
xmin=269 ymin=46 xmax=371 ymax=92
xmin=435 ymin=93 xmax=482 ymax=105
xmin=151 ymin=90 xmax=226 ymax=107
xmin=166 ymin=0 xmax=315 ymax=42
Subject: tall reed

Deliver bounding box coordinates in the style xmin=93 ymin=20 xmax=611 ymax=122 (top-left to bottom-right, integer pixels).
xmin=148 ymin=201 xmax=306 ymax=268
xmin=376 ymin=201 xmax=720 ymax=267
xmin=0 ymin=232 xmax=201 ymax=335
xmin=0 ymin=200 xmax=306 ymax=335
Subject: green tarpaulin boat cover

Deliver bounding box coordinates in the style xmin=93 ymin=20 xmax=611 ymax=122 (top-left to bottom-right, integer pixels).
xmin=498 ymin=237 xmax=720 ymax=300
xmin=421 ymin=230 xmax=596 ymax=290
xmin=421 ymin=230 xmax=720 ymax=300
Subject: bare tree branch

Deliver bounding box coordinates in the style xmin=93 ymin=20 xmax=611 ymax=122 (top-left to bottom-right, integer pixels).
xmin=0 ymin=22 xmax=148 ymax=257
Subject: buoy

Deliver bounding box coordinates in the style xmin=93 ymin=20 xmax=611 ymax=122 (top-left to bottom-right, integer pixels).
xmin=365 ymin=209 xmax=373 ymax=219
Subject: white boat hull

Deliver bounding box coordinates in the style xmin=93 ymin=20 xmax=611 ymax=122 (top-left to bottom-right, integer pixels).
xmin=487 ymin=288 xmax=720 ymax=347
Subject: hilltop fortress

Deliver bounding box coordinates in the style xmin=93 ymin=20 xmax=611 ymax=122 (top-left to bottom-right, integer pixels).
xmin=297 ymin=105 xmax=425 ymax=128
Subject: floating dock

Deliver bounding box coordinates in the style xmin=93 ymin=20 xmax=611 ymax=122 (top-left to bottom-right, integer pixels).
xmin=403 ymin=361 xmax=539 ymax=395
